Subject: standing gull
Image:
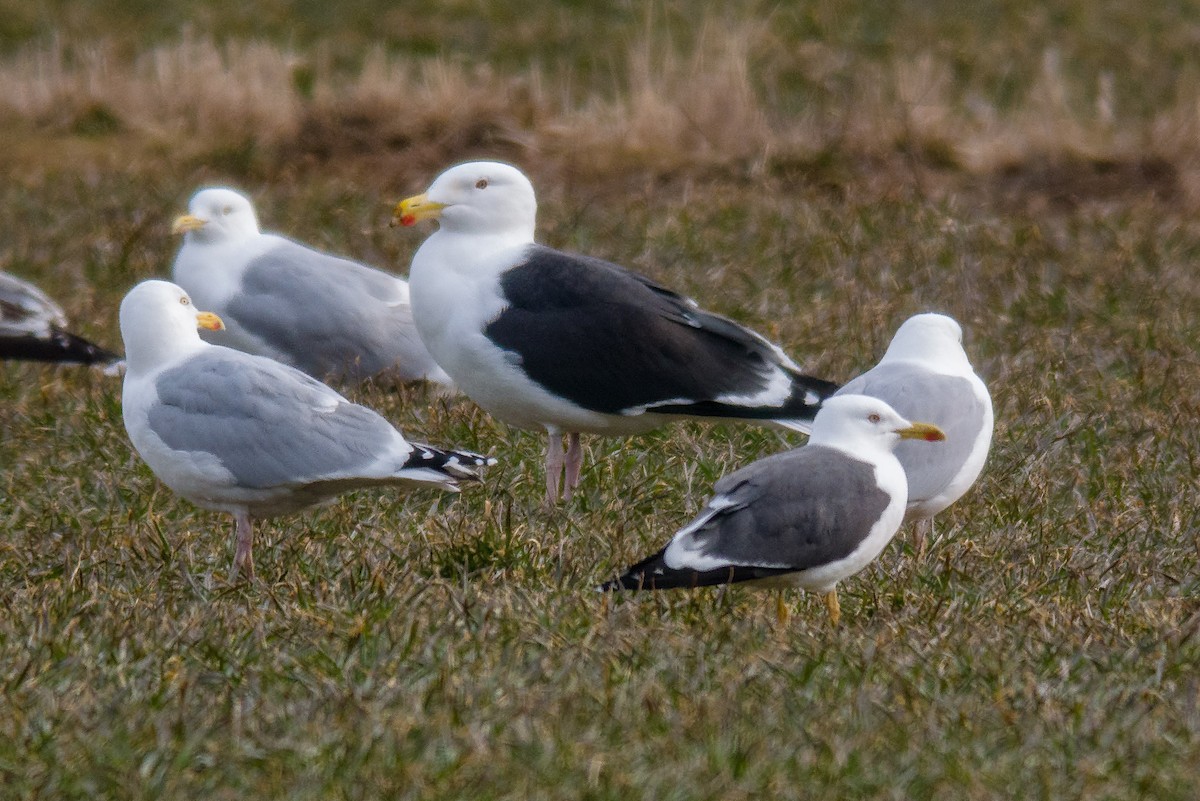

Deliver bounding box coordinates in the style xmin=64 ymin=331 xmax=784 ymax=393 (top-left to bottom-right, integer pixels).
xmin=119 ymin=280 xmax=492 ymax=579
xmin=836 ymin=313 xmax=992 ymax=546
xmin=1 ymin=272 xmax=120 ymax=365
xmin=172 ymin=187 xmax=451 ymax=386
xmin=600 ymin=395 xmax=945 ymax=625
xmin=392 ymin=161 xmax=839 ymax=503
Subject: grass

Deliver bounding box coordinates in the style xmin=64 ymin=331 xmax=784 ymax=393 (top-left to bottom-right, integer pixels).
xmin=2 ymin=3 xmax=1200 ymax=799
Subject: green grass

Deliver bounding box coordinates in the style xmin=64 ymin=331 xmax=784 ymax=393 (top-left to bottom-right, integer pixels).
xmin=2 ymin=4 xmax=1200 ymax=800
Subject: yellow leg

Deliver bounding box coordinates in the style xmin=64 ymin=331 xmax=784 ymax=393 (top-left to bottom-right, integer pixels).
xmin=824 ymin=589 xmax=841 ymax=627
xmin=775 ymin=592 xmax=790 ymax=625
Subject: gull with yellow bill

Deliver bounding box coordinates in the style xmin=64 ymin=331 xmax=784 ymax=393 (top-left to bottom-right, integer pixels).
xmin=599 ymin=394 xmax=946 ymax=625
xmin=171 ymin=187 xmax=450 ymax=387
xmin=118 ymin=280 xmax=492 ymax=579
xmin=393 ymin=161 xmax=838 ymax=504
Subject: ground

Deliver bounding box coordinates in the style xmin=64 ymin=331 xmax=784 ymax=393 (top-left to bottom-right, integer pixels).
xmin=0 ymin=3 xmax=1198 ymax=799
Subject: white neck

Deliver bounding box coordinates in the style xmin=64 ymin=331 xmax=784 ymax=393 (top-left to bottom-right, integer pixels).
xmin=125 ymin=334 xmax=205 ymax=377
xmin=413 ymin=227 xmax=532 ymax=280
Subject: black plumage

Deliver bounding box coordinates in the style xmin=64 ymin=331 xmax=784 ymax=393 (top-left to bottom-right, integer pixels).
xmin=484 ymin=246 xmax=838 ymax=419
xmin=1 ymin=272 xmax=120 ymax=365
xmin=0 ymin=329 xmax=119 ymax=364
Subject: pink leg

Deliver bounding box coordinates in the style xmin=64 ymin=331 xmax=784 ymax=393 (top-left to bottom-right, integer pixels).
xmin=913 ymin=517 xmax=932 ymax=560
xmin=545 ymin=432 xmax=564 ymax=504
xmin=233 ymin=512 xmax=255 ymax=580
xmin=563 ymin=433 xmax=583 ymax=500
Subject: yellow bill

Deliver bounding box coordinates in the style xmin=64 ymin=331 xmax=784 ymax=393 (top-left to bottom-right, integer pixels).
xmin=172 ymin=214 xmax=207 ymax=234
xmin=897 ymin=421 xmax=946 ymax=442
xmin=391 ymin=194 xmax=447 ymax=227
xmin=195 ymin=311 xmax=225 ymax=331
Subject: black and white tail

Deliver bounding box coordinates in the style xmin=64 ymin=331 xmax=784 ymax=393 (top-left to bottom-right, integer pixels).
xmin=649 ymin=368 xmax=839 ymax=429
xmin=398 ymin=443 xmax=496 ymax=489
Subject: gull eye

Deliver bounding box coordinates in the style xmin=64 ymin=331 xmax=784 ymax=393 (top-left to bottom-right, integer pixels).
xmin=179 ymin=296 xmax=190 ymax=305
xmin=475 ymin=178 xmax=488 ymax=190
xmin=868 ymin=413 xmax=881 ymax=423
xmin=222 ymin=205 xmax=233 ymax=215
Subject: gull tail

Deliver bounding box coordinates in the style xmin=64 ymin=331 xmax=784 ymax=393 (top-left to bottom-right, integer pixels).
xmin=1 ymin=328 xmax=122 ymax=366
xmin=649 ymin=370 xmax=840 ymax=425
xmin=396 ymin=443 xmax=496 ymax=490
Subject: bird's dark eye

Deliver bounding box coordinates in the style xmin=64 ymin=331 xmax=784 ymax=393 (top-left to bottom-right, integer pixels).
xmin=475 ymin=179 xmax=488 ymax=190
xmin=868 ymin=413 xmax=881 ymax=423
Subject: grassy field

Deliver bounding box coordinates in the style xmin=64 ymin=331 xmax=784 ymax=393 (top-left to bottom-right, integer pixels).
xmin=2 ymin=3 xmax=1199 ymax=799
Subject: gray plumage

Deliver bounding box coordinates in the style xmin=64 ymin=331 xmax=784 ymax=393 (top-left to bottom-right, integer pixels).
xmin=120 ymin=280 xmax=489 ymax=579
xmin=839 ymin=365 xmax=986 ymax=502
xmin=683 ymin=446 xmax=891 ymax=570
xmin=148 ymin=349 xmax=407 ymax=490
xmin=600 ymin=394 xmax=947 ymax=612
xmin=833 ymin=312 xmax=993 ymax=523
xmin=172 ymin=186 xmax=450 ymax=387
xmin=603 ymin=446 xmax=892 ymax=590
xmin=227 ymin=241 xmax=432 ymax=383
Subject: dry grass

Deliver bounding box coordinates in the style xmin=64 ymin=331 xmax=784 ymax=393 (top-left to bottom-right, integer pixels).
xmin=1 ymin=25 xmax=1198 ymax=203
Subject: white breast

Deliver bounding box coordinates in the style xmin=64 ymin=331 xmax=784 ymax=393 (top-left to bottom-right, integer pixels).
xmin=408 ymin=234 xmax=659 ymax=434
xmin=172 ymin=234 xmax=286 ymax=359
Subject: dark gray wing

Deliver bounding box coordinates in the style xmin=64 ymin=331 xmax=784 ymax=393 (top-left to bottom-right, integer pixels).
xmin=603 ymin=445 xmax=891 ymax=589
xmin=229 ymin=239 xmax=423 ymax=382
xmin=147 ymin=349 xmax=403 ymax=489
xmin=483 ymin=245 xmax=837 ymax=419
xmin=839 ymin=364 xmax=987 ymax=500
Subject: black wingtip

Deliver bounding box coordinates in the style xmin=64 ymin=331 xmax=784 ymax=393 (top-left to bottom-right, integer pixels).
xmin=648 ymin=370 xmax=842 ymax=425
xmin=600 ymin=547 xmax=798 ymax=592
xmin=404 ymin=443 xmax=497 ymax=481
xmin=794 ymin=373 xmax=842 ymax=403
xmin=598 ymin=548 xmax=671 ymax=592
xmin=599 ymin=547 xmax=709 ymax=592
xmin=774 ymin=371 xmax=842 ymax=420
xmin=0 ymin=330 xmax=122 ymax=365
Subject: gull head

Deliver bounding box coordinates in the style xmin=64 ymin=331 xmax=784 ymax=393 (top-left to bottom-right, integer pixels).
xmin=172 ymin=187 xmax=261 ymax=244
xmin=810 ymin=394 xmax=945 ymax=455
xmin=119 ymin=280 xmax=224 ymax=373
xmin=394 ymin=161 xmax=536 ymax=240
xmin=880 ymin=312 xmax=971 ymax=369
